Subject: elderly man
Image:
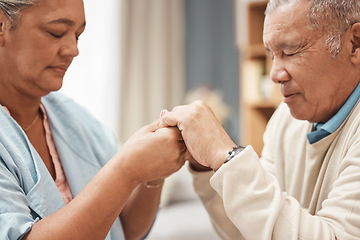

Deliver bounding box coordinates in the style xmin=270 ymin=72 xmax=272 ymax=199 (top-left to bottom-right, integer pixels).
xmin=160 ymin=0 xmax=360 ymax=239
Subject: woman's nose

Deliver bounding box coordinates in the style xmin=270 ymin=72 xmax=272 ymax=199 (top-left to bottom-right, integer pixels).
xmin=59 ymin=36 xmax=79 ymax=58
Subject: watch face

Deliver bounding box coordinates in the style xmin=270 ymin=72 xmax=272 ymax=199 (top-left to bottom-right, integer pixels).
xmin=225 ymin=146 xmax=245 ymax=163
xmin=235 ymin=146 xmax=245 ymax=154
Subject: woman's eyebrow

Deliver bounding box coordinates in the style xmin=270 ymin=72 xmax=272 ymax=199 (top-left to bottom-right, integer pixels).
xmin=48 ymin=18 xmax=86 ymax=28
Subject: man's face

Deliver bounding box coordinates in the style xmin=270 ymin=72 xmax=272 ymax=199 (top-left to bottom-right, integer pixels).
xmin=263 ymin=1 xmax=357 ymax=123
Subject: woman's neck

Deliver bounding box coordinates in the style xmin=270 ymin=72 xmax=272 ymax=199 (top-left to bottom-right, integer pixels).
xmin=0 ymin=90 xmax=42 ymax=130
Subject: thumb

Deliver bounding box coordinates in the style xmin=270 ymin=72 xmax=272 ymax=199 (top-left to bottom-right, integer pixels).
xmin=159 ymin=114 xmax=178 ymax=129
xmin=159 ymin=109 xmax=184 ymax=129
xmin=141 ymin=118 xmax=162 ymax=133
xmin=142 ymin=109 xmax=170 ymax=132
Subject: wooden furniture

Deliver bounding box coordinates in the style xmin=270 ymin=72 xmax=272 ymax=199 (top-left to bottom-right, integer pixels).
xmin=236 ymin=0 xmax=282 ymax=155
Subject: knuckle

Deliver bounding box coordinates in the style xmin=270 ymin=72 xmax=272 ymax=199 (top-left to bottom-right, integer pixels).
xmin=193 ymin=99 xmax=204 ymax=105
xmin=192 ymin=100 xmax=208 ymax=114
xmin=194 ymin=99 xmax=207 ymax=107
xmin=172 ymin=104 xmax=184 ymax=112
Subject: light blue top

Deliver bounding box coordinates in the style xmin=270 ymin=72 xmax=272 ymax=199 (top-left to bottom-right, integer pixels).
xmin=307 ymin=82 xmax=360 ymax=144
xmin=0 ymin=92 xmax=124 ymax=239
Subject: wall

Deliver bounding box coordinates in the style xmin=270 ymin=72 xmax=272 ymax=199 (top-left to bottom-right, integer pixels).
xmin=185 ymin=0 xmax=240 ymax=143
xmin=61 ymin=0 xmax=121 ymax=138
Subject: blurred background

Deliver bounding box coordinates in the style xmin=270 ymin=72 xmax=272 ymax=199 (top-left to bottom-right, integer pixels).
xmin=61 ymin=0 xmax=279 ymax=239
xmin=62 ymin=0 xmax=238 ymax=239
xmin=62 ymin=0 xmax=239 ymax=145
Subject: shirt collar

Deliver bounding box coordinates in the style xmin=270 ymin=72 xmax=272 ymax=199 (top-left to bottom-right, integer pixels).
xmin=307 ymin=81 xmax=360 ymax=144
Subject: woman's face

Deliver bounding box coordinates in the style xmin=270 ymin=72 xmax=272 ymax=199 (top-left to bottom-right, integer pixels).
xmin=0 ymin=0 xmax=86 ymax=97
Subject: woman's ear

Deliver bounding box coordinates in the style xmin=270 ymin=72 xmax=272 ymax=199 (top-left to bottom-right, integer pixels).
xmin=0 ymin=9 xmax=7 ymax=46
xmin=350 ymin=23 xmax=360 ymax=64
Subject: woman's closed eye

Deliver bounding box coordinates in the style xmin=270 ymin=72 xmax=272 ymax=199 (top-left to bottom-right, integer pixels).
xmin=48 ymin=31 xmax=81 ymax=41
xmin=48 ymin=31 xmax=65 ymax=39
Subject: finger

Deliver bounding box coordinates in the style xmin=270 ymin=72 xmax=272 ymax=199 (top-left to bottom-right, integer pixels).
xmin=158 ymin=104 xmax=189 ymax=128
xmin=178 ymin=140 xmax=187 ymax=152
xmin=142 ymin=109 xmax=172 ymax=132
xmin=178 ymin=150 xmax=187 ymax=166
xmin=154 ymin=126 xmax=183 ymax=142
xmin=160 ymin=109 xmax=169 ymax=117
xmin=184 ymin=149 xmax=192 ymax=161
xmin=159 ymin=111 xmax=184 ymax=129
xmin=140 ymin=118 xmax=162 ymax=133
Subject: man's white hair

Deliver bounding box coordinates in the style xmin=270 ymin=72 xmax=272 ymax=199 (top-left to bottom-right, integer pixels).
xmin=266 ymin=0 xmax=360 ymax=57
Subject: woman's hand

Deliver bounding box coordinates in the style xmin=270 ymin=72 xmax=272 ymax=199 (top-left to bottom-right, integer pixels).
xmin=119 ymin=119 xmax=187 ymax=186
xmin=159 ymin=100 xmax=236 ymax=171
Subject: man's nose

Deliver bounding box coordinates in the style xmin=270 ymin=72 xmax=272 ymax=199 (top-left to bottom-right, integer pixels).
xmin=270 ymin=58 xmax=291 ymax=84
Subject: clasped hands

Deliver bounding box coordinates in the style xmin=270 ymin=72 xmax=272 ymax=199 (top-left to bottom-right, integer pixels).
xmin=158 ymin=100 xmax=236 ymax=172
xmin=121 ymin=101 xmax=236 ymax=188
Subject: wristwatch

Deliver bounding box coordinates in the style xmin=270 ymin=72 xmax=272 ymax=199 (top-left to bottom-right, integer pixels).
xmin=224 ymin=145 xmax=245 ymax=164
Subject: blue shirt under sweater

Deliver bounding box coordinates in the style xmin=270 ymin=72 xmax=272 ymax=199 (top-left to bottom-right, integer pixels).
xmin=307 ymin=82 xmax=360 ymax=144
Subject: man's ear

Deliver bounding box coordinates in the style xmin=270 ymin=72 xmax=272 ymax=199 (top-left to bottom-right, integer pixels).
xmin=350 ymin=23 xmax=360 ymax=64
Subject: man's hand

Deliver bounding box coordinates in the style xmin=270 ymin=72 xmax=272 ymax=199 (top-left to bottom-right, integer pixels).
xmin=159 ymin=100 xmax=236 ymax=171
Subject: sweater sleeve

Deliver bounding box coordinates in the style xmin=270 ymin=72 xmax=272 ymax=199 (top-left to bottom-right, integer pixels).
xmin=190 ymin=167 xmax=245 ymax=239
xmin=210 ymin=146 xmax=340 ymax=240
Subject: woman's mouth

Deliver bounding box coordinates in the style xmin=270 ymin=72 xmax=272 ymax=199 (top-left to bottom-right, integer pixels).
xmin=48 ymin=65 xmax=69 ymax=76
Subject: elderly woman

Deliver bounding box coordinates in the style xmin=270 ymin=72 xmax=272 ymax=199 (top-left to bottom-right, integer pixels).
xmin=0 ymin=0 xmax=186 ymax=239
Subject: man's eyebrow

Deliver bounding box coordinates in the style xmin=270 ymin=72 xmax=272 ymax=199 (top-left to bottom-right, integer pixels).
xmin=277 ymin=43 xmax=298 ymax=50
xmin=48 ymin=18 xmax=86 ymax=28
xmin=264 ymin=43 xmax=298 ymax=53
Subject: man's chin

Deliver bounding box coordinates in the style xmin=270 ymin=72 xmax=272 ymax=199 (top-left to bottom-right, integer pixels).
xmin=288 ymin=106 xmax=310 ymax=121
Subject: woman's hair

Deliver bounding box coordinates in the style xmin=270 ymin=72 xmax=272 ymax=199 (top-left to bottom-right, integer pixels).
xmin=0 ymin=0 xmax=37 ymax=29
xmin=265 ymin=0 xmax=360 ymax=56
